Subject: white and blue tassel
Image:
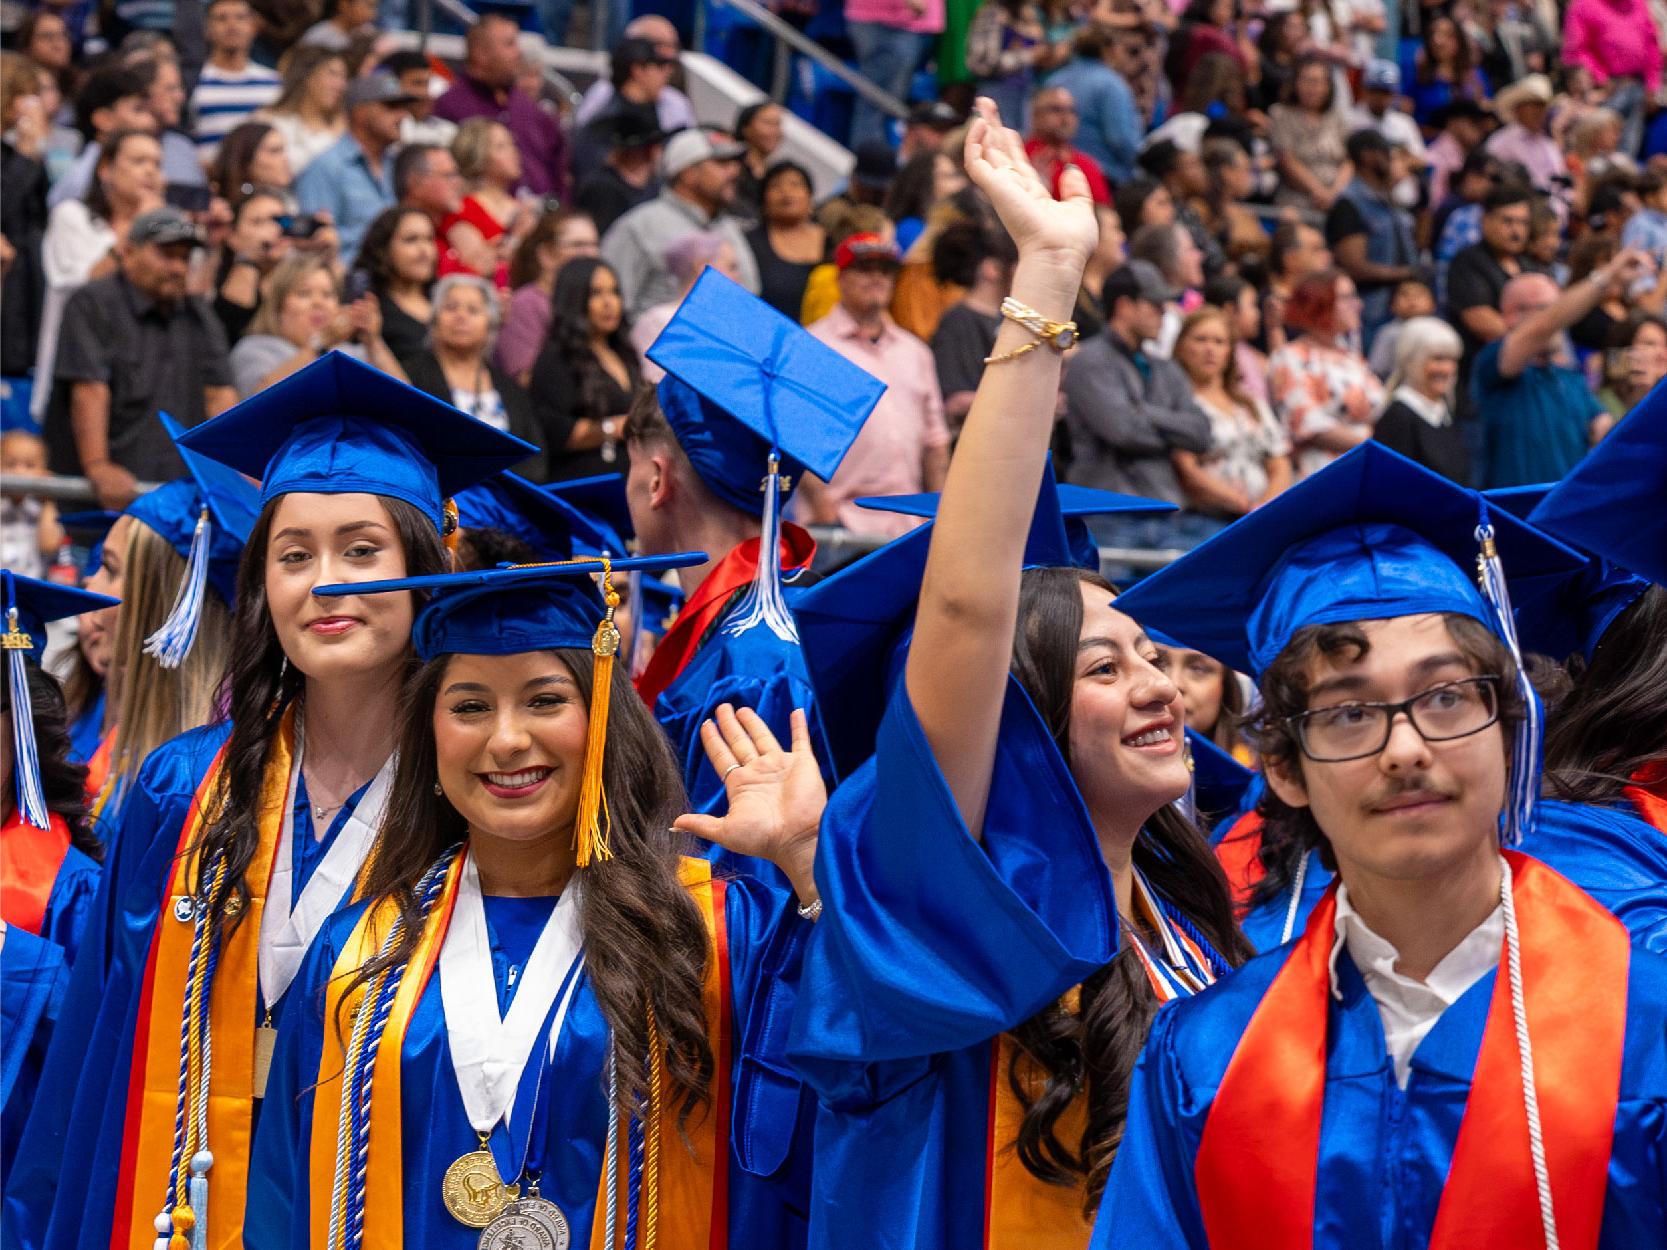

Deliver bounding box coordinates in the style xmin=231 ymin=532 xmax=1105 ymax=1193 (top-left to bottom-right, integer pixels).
xmin=1475 ymin=507 xmax=1540 ymax=846
xmin=723 ymin=452 xmax=798 ymax=643
xmin=3 ymin=607 xmax=48 ymax=830
xmin=144 ymin=507 xmax=212 ymax=670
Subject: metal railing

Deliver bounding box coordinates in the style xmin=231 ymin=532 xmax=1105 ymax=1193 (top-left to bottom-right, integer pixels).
xmin=706 ymin=0 xmax=909 ymax=119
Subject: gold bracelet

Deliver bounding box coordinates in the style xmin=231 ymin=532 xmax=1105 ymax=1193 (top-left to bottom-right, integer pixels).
xmin=983 ymin=296 xmax=1078 ymax=365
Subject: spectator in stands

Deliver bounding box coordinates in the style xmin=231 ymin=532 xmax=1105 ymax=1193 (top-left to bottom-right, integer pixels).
xmin=1062 ymin=260 xmax=1213 ymax=518
xmin=1597 ymin=311 xmax=1667 ymax=416
xmin=0 ymin=429 xmax=62 ymax=579
xmin=898 ymin=99 xmax=961 ymax=163
xmin=189 ymin=0 xmax=279 ymax=162
xmin=817 ymin=142 xmax=897 ymax=233
xmin=601 ymin=129 xmax=759 ymax=317
xmin=228 ymin=251 xmax=405 ymax=396
xmin=135 ymin=52 xmax=206 ymax=192
xmin=16 ymin=11 xmax=74 ymax=108
xmin=1250 ymin=7 xmax=1308 ymax=112
xmin=258 ymin=46 xmax=348 ymax=177
xmin=1366 ymin=277 xmax=1437 ymax=377
xmin=572 ymin=39 xmax=675 ymax=186
xmin=528 ymin=256 xmax=641 ymax=481
xmin=802 ymin=202 xmax=891 ymax=325
xmin=293 ymin=72 xmax=411 ymax=267
xmin=1484 ymin=75 xmax=1570 ymax=198
xmin=380 ymin=50 xmax=455 ymax=148
xmin=1262 ymin=219 xmax=1332 ymax=353
xmin=498 ymin=208 xmax=598 ymax=382
xmin=1269 ymin=268 xmax=1386 ymax=478
xmin=733 ymin=100 xmax=785 ymax=210
xmin=1112 ymin=174 xmax=1175 ymax=240
xmin=1431 ymin=152 xmax=1499 ymax=279
xmin=1043 ymin=25 xmax=1142 ymax=183
xmin=45 ymin=65 xmax=150 ymax=215
xmin=845 ymin=0 xmax=945 ymax=152
xmin=1170 ymin=305 xmax=1292 ymax=522
xmin=1025 ymin=86 xmax=1112 ymax=204
xmin=1351 ymin=60 xmax=1427 ymax=204
xmin=207 ymin=121 xmax=293 ymax=203
xmin=1426 ymin=99 xmax=1492 ymax=207
xmin=33 ymin=128 xmax=162 ymax=423
xmin=964 ymin=0 xmax=1069 ymax=127
xmin=211 ymin=187 xmax=290 ymax=341
xmin=745 ymin=161 xmax=826 ymax=320
xmin=573 ymin=14 xmax=697 ymax=134
xmin=434 ymin=14 xmax=569 ymax=201
xmin=1128 ymin=221 xmax=1203 ymax=357
xmin=1372 ymin=315 xmax=1470 ymax=483
xmin=1138 ymin=137 xmax=1223 ymax=280
xmin=443 ymin=118 xmax=534 ymax=285
xmin=395 ymin=142 xmax=465 ymax=270
xmin=298 ymin=0 xmax=378 ymax=51
xmin=884 ymin=152 xmax=965 ymax=254
xmin=1196 ymin=137 xmax=1266 ymax=269
xmin=1445 ymin=183 xmax=1538 ymax=372
xmin=1476 ymin=254 xmax=1653 ymax=485
xmin=47 ymin=208 xmax=235 ymax=505
xmin=1071 ymin=201 xmax=1125 ymax=341
xmin=1621 ymin=166 xmax=1667 ymax=254
xmin=631 ymin=231 xmax=743 ymax=382
xmin=354 ymin=204 xmax=437 ymax=360
xmin=1562 ymin=0 xmax=1660 ymax=158
xmin=1204 ymin=272 xmax=1269 ymax=403
xmin=893 ymin=190 xmax=986 ymax=341
xmin=1407 ymin=14 xmax=1487 ymax=127
xmin=1270 ymin=55 xmax=1351 ymax=211
xmin=2 ymin=53 xmax=51 ymax=380
xmin=800 ymin=232 xmax=948 ymax=537
xmin=1326 ymin=129 xmax=1419 ymax=349
xmin=573 ymin=116 xmax=663 ymax=236
xmin=931 ymin=219 xmax=1015 ymax=429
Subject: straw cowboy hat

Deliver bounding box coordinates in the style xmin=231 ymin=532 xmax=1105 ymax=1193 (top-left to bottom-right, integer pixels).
xmin=1494 ymin=74 xmax=1554 ymax=121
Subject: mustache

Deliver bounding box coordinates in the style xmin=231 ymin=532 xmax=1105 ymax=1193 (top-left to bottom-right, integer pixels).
xmin=1361 ymin=780 xmax=1456 ymax=812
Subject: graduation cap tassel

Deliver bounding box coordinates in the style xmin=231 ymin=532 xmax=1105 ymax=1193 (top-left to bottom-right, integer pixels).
xmin=3 ymin=609 xmax=49 ymax=830
xmin=575 ymin=561 xmax=621 ymax=868
xmin=144 ymin=508 xmax=212 ymax=670
xmin=723 ymin=453 xmax=799 ymax=644
xmin=1475 ymin=509 xmax=1541 ymax=847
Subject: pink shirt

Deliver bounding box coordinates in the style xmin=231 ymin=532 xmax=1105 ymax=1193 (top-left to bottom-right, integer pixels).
xmin=1483 ymin=125 xmax=1569 ymax=196
xmin=1563 ymin=0 xmax=1663 ymax=93
xmin=844 ymin=0 xmax=945 ymax=35
xmin=802 ymin=304 xmax=950 ymax=538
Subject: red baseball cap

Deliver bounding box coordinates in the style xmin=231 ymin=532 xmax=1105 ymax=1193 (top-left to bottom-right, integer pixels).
xmin=835 ymin=233 xmax=902 ymax=270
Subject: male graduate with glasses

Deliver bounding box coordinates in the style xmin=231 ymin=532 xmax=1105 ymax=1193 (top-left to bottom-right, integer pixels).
xmin=1092 ymin=442 xmax=1667 ymax=1249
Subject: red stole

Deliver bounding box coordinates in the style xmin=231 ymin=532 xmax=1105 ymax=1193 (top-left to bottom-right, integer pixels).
xmin=84 ymin=727 xmax=115 ymax=805
xmin=1194 ymin=852 xmax=1628 ymax=1250
xmin=1211 ymin=810 xmax=1265 ymax=912
xmin=634 ymin=525 xmax=816 ymax=711
xmin=1624 ymin=761 xmax=1667 ymax=833
xmin=0 ymin=809 xmax=74 ymax=935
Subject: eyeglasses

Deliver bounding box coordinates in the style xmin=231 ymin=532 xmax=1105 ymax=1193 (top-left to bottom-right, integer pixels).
xmin=1286 ymin=676 xmax=1501 ymax=762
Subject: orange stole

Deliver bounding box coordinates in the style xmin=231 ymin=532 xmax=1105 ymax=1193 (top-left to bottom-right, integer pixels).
xmin=84 ymin=727 xmax=114 ymax=805
xmin=112 ymin=711 xmax=297 ymax=1250
xmin=1211 ymin=810 xmax=1265 ymax=912
xmin=0 ymin=809 xmax=73 ymax=935
xmin=1194 ymin=852 xmax=1628 ymax=1250
xmin=983 ymin=991 xmax=1094 ymax=1250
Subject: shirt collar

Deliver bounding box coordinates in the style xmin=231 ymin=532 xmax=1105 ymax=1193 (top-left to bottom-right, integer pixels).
xmin=118 ymin=271 xmax=162 ymax=319
xmin=1390 ymin=384 xmax=1452 ymax=427
xmin=826 ymin=301 xmax=895 ymax=344
xmin=1328 ymin=880 xmax=1503 ymax=1003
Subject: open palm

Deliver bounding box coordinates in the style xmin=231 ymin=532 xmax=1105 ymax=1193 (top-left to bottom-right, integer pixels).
xmin=674 ymin=705 xmax=826 ymax=873
xmin=963 ymin=97 xmax=1098 ymax=267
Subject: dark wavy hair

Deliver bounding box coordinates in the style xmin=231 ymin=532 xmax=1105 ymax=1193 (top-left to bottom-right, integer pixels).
xmin=354 ymin=206 xmax=436 ymax=295
xmin=208 ymin=120 xmax=279 ymax=204
xmin=1244 ymin=613 xmax=1524 ymax=911
xmin=543 ymin=257 xmax=640 ymax=424
xmin=1003 ymin=567 xmax=1251 ymax=1212
xmin=1544 ymin=586 xmax=1667 ymax=806
xmin=3 ymin=662 xmax=100 ymax=860
xmin=343 ymin=646 xmax=715 ymax=1129
xmin=185 ymin=494 xmax=449 ymax=933
xmin=84 ymin=128 xmax=156 ymax=224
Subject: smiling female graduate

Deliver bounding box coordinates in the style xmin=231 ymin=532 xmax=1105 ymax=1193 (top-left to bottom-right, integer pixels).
xmin=2 ymin=352 xmax=538 ymax=1250
xmin=244 ymin=556 xmax=826 ymax=1250
xmin=1094 ymin=442 xmax=1667 ymax=1248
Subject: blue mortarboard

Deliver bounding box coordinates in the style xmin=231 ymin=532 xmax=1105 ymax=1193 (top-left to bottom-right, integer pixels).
xmin=1182 ymin=727 xmax=1255 ymax=829
xmin=1112 ymin=443 xmax=1586 ymax=844
xmin=314 ymin=552 xmax=704 ymax=868
xmin=797 ymin=477 xmax=1173 ymax=780
xmin=57 ymin=510 xmax=120 ymax=579
xmin=175 ymin=351 xmax=537 ymax=530
xmin=453 ymin=472 xmax=616 ymax=564
xmin=1530 ymin=396 xmax=1667 ymax=589
xmin=2 ymin=570 xmax=119 ymax=828
xmin=543 ymin=474 xmax=633 ymax=551
xmin=1485 ymin=484 xmax=1649 ymax=662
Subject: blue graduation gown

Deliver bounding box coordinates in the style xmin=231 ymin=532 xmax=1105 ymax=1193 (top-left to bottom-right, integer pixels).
xmin=1097 ymin=937 xmax=1667 ymax=1247
xmin=36 ymin=845 xmax=99 ymax=968
xmin=0 ymin=926 xmax=68 ymax=1189
xmin=245 ymin=871 xmax=813 ymax=1249
xmin=1239 ymin=799 xmax=1667 ymax=957
xmin=1 ymin=722 xmax=378 ymax=1250
xmin=65 ymin=690 xmax=104 ymax=765
xmin=786 ymin=677 xmax=1118 ymax=1249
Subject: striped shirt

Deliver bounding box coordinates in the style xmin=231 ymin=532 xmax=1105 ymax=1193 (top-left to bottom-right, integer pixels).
xmin=190 ymin=60 xmax=282 ymax=159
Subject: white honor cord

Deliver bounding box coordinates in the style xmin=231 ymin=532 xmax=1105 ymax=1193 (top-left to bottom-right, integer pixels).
xmin=1500 ymin=854 xmax=1559 ymax=1250
xmin=439 ymin=851 xmax=585 ymax=1134
xmin=1281 ymin=853 xmax=1310 ymax=944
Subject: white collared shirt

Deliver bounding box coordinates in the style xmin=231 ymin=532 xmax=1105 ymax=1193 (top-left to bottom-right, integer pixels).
xmin=1389 ymin=384 xmax=1453 ymax=429
xmin=1329 ymin=884 xmax=1502 ymax=1087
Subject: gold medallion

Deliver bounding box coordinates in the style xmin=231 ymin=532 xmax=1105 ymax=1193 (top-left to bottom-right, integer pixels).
xmin=442 ymin=1148 xmax=520 ymax=1228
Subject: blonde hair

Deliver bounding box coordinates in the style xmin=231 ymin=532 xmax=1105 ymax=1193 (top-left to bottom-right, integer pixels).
xmin=106 ymin=519 xmax=231 ymax=784
xmin=451 ymin=116 xmax=508 ymax=183
xmin=249 ymin=253 xmax=339 ymax=338
xmin=0 ymin=51 xmax=41 ymax=127
xmin=1175 ymin=304 xmax=1255 ymax=413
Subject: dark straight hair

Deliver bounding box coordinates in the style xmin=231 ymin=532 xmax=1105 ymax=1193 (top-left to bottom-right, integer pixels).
xmin=543 ymin=257 xmax=639 ymax=422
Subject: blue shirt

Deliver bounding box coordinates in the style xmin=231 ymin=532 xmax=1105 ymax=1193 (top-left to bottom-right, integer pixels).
xmin=1043 ymin=57 xmax=1141 ymax=183
xmin=1471 ymin=339 xmax=1602 ymax=488
xmin=293 ymin=132 xmax=395 ymax=266
xmin=1621 ymin=206 xmax=1667 ymax=256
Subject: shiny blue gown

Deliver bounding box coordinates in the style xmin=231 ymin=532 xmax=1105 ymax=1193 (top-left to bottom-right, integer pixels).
xmin=1097 ymin=935 xmax=1667 ymax=1247
xmin=245 ymin=871 xmax=813 ymax=1249
xmin=787 ymin=676 xmax=1119 ymax=1249
xmin=0 ymin=926 xmax=68 ymax=1188
xmin=30 ymin=845 xmax=100 ymax=968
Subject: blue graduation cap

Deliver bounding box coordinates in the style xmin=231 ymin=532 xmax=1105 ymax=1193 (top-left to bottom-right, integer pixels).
xmin=2 ymin=570 xmax=118 ymax=828
xmin=1111 ymin=442 xmax=1585 ymax=844
xmin=543 ymin=474 xmax=632 ymax=552
xmin=453 ymin=472 xmax=616 ymax=564
xmin=174 ymin=351 xmax=538 ymax=531
xmin=57 ymin=511 xmax=120 ymax=579
xmin=1530 ymin=397 xmax=1667 ymax=589
xmin=1181 ymin=727 xmax=1256 ymax=831
xmin=314 ymin=552 xmax=703 ymax=867
xmin=796 ymin=477 xmax=1173 ymax=780
xmin=1484 ymin=484 xmax=1649 ymax=662
xmin=646 ymin=269 xmax=887 ymax=643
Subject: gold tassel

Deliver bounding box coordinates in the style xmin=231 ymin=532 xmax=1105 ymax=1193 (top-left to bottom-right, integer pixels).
xmin=441 ymin=497 xmax=461 ymax=560
xmin=575 ymin=558 xmax=620 ymax=868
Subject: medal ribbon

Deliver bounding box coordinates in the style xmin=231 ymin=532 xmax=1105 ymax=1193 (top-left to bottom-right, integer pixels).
xmin=499 ymin=959 xmax=588 ymax=1188
xmin=1125 ymin=871 xmax=1218 ymax=1003
xmin=1193 ymin=852 xmax=1627 ymax=1250
xmin=0 ymin=808 xmax=72 ymax=936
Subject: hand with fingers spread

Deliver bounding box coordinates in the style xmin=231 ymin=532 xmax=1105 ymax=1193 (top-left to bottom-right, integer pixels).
xmin=673 ymin=705 xmax=826 ymax=909
xmin=963 ymin=96 xmax=1098 ymax=271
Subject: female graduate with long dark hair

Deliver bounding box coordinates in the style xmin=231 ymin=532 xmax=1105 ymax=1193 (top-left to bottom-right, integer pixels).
xmin=3 ymin=354 xmax=536 ymax=1250
xmin=246 ymin=557 xmax=824 ymax=1249
xmin=775 ymin=103 xmax=1249 ymax=1248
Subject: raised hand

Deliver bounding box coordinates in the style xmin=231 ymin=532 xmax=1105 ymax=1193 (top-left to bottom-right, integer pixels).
xmin=673 ymin=705 xmax=825 ymax=905
xmin=962 ymin=97 xmax=1098 ymax=270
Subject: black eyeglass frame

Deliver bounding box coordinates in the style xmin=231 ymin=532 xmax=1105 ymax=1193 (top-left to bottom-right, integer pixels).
xmin=1285 ymin=675 xmax=1503 ymax=763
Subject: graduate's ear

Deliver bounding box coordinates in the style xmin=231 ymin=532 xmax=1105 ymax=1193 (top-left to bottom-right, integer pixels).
xmin=1263 ymin=753 xmax=1312 ymax=810
xmin=648 ymin=450 xmax=678 ymax=513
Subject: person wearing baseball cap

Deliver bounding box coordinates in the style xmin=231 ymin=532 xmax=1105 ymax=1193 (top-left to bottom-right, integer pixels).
xmin=1349 ymin=59 xmax=1429 ymax=207
xmin=599 ymin=127 xmax=760 ymax=315
xmin=294 ymin=71 xmax=417 ymax=264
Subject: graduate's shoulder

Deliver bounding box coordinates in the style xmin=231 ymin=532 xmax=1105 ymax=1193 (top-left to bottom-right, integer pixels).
xmin=1150 ymin=942 xmax=1298 ymax=1084
xmin=659 ymin=627 xmax=810 ymax=709
xmin=1619 ymin=942 xmax=1667 ymax=1095
xmin=132 ymin=719 xmax=235 ymax=798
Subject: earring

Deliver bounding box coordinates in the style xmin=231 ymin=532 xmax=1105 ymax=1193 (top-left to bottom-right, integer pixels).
xmin=434 ymin=781 xmax=444 ymax=797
